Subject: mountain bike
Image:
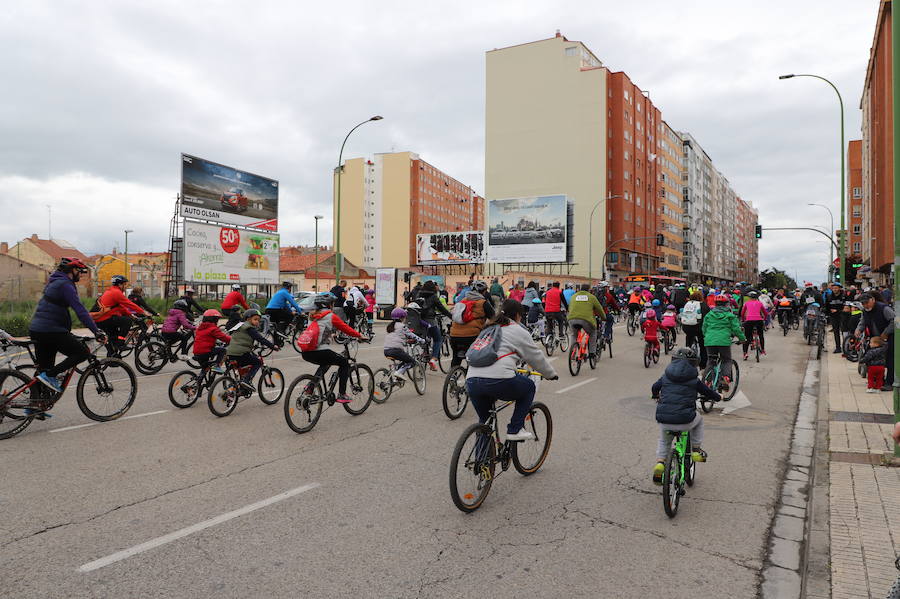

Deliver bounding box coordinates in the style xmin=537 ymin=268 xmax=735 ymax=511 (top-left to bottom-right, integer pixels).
xmin=449 ymin=370 xmax=552 ymax=512
xmin=815 ymin=314 xmax=827 ymax=360
xmin=372 ymin=351 xmax=426 ymax=403
xmin=99 ymin=316 xmax=159 ymax=359
xmin=568 ymin=324 xmax=600 ymax=376
xmin=206 ymin=354 xmax=285 ymax=417
xmin=167 ymin=346 xmax=228 ymax=408
xmin=661 ymin=427 xmax=700 ymax=518
xmin=542 ymin=321 xmax=569 ymax=357
xmin=749 ymin=327 xmax=762 ymax=362
xmin=442 ymin=362 xmax=469 ymax=420
xmin=626 ymin=311 xmax=638 ymax=337
xmin=283 ymin=343 xmax=374 ymax=433
xmin=643 ymin=340 xmax=660 ymax=368
xmin=700 ymin=346 xmax=740 ymax=412
xmin=134 ymin=333 xmax=200 ymax=375
xmin=265 ymin=311 xmax=308 ymax=354
xmin=0 ymin=336 xmax=137 ymax=439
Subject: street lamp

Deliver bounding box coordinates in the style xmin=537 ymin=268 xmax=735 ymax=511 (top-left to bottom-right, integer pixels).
xmin=779 ymin=73 xmax=846 ymax=284
xmin=335 ymin=115 xmax=384 ymax=285
xmin=808 ymin=203 xmax=835 ymax=282
xmin=124 ymin=229 xmax=134 ymax=283
xmin=588 ymin=195 xmax=623 ymax=281
xmin=314 ymin=215 xmax=324 ymax=292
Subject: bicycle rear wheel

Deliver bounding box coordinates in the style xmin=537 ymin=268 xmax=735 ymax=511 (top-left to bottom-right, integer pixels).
xmin=558 ymin=330 xmax=569 ymax=352
xmin=755 ymin=339 xmax=760 ymax=362
xmin=726 ymin=360 xmax=740 ymax=400
xmin=643 ymin=345 xmax=651 ymax=368
xmin=372 ymin=368 xmax=393 ymax=404
xmin=442 ymin=365 xmax=469 ymax=419
xmin=343 ymin=363 xmax=373 ymax=415
xmin=283 ymin=375 xmax=323 ymax=433
xmin=257 ymin=366 xmax=285 ymax=405
xmin=662 ymin=445 xmax=682 ymax=518
xmin=627 ymin=317 xmax=636 ymax=337
xmin=76 ymin=359 xmax=137 ymax=421
xmin=207 ymin=376 xmax=240 ymax=417
xmin=449 ymin=423 xmax=495 ymax=513
xmin=568 ymin=344 xmax=582 ymax=376
xmin=168 ymin=370 xmax=201 ymax=408
xmin=0 ymin=369 xmax=36 ymax=439
xmin=410 ymin=362 xmax=426 ymax=395
xmin=684 ymin=437 xmax=697 ymax=487
xmin=511 ymin=402 xmax=552 ymax=475
xmin=543 ymin=331 xmax=555 ymax=357
xmin=607 ymin=337 xmax=613 ymax=358
xmin=792 ymin=316 xmax=800 ymax=330
xmin=134 ymin=341 xmax=168 ymax=375
xmin=589 ymin=344 xmax=598 ymax=369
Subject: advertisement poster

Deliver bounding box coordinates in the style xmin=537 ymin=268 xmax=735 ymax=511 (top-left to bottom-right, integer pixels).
xmin=486 ymin=195 xmax=568 ymax=263
xmin=183 ymin=220 xmax=280 ymax=284
xmin=180 ymin=154 xmax=279 ymax=231
xmin=374 ymin=268 xmax=396 ymax=305
xmin=415 ymin=231 xmax=485 ymax=265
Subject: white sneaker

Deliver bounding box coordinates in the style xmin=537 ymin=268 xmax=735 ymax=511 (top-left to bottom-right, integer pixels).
xmin=507 ymin=428 xmax=535 ymax=441
xmin=866 ymin=387 xmax=879 ymax=393
xmin=391 ymin=370 xmax=405 ymax=380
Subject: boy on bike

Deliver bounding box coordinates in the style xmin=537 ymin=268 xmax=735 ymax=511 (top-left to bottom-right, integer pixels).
xmin=651 ymin=347 xmax=721 ymax=484
xmin=702 ymin=294 xmax=746 ymax=391
xmin=299 ymin=293 xmax=362 ymax=403
xmin=194 ymin=309 xmax=231 ymax=374
xmin=226 ymin=308 xmax=279 ymax=394
xmin=94 ymin=275 xmax=150 ymax=353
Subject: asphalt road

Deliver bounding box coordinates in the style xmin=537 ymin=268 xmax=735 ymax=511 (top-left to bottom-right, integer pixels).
xmin=0 ymin=322 xmax=809 ymax=598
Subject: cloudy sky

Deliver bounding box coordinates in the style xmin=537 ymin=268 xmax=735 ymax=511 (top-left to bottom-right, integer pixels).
xmin=0 ymin=0 xmax=877 ymax=284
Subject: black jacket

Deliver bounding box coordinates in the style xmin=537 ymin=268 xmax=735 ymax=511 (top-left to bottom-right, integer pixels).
xmin=652 ymin=360 xmax=721 ymax=425
xmin=129 ymin=293 xmax=158 ymax=316
xmin=860 ymin=344 xmax=887 ymax=367
xmin=417 ymin=290 xmax=451 ymax=323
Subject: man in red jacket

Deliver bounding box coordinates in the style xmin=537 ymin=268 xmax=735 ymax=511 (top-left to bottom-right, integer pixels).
xmin=221 ymin=283 xmax=249 ymax=329
xmin=543 ymin=281 xmax=568 ymax=340
xmin=93 ymin=275 xmax=150 ymax=352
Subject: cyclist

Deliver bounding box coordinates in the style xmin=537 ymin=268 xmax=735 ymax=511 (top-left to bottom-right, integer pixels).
xmin=364 ymin=289 xmax=376 ymax=333
xmin=775 ymin=294 xmax=794 ymax=329
xmin=758 ymin=289 xmax=774 ymax=329
xmin=651 ymin=347 xmax=721 ymax=484
xmin=299 ymin=293 xmax=362 ymax=403
xmin=595 ymin=281 xmax=617 ymax=340
xmin=740 ymin=290 xmax=767 ymax=359
xmin=660 ymin=304 xmax=678 ymax=344
xmin=193 ymin=309 xmax=230 ymax=373
xmin=225 ymin=308 xmax=279 ymax=394
xmin=651 ymin=298 xmax=663 ymax=320
xmin=417 ymin=280 xmax=453 ymax=370
xmin=265 ymin=281 xmax=302 ymax=339
xmin=826 ymin=283 xmax=846 ymax=353
xmin=161 ymin=299 xmax=196 ymax=358
xmin=128 ymin=287 xmax=158 ymax=317
xmin=94 ymin=275 xmax=150 ymax=352
xmin=702 ymin=294 xmax=746 ymax=390
xmin=567 ymin=284 xmax=605 ymax=356
xmin=179 ymin=287 xmax=204 ymax=319
xmin=562 ymin=282 xmax=576 ymax=307
xmin=28 ymin=257 xmax=106 ymax=397
xmin=543 ymin=281 xmax=568 ymax=341
xmin=383 ymin=307 xmax=426 ymax=380
xmin=526 ymin=297 xmax=545 ymax=336
xmin=642 ymin=309 xmax=661 ymax=357
xmin=680 ymin=291 xmax=708 ymax=369
xmin=466 ymin=299 xmax=559 ymax=441
xmin=344 ymin=283 xmax=367 ymax=331
xmin=449 ymin=280 xmax=495 ymax=367
xmin=221 ymin=284 xmax=249 ymax=329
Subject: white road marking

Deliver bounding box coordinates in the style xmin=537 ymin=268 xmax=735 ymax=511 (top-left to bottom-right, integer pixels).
xmin=556 ymin=378 xmax=597 ymax=394
xmin=49 ymin=410 xmax=170 ymax=433
xmin=722 ymin=390 xmax=752 ymax=414
xmin=77 ymin=483 xmax=321 ymax=572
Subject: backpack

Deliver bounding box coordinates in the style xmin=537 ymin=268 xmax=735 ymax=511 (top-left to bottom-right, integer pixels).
xmin=296 ymin=318 xmax=322 ymax=352
xmin=465 ymin=324 xmax=512 ymax=367
xmin=681 ymin=301 xmax=701 ymax=326
xmin=451 ymin=299 xmax=477 ymax=324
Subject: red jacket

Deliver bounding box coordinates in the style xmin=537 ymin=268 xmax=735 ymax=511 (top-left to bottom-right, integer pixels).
xmin=221 ymin=290 xmax=248 ymax=311
xmin=544 ymin=287 xmax=563 ymax=312
xmin=365 ymin=294 xmax=376 ymax=314
xmin=643 ymin=318 xmax=660 ymax=341
xmin=94 ymin=286 xmax=146 ymax=322
xmin=193 ymin=322 xmax=231 ymax=354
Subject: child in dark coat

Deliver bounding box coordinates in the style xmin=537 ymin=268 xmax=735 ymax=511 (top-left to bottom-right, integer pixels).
xmin=860 ymin=335 xmax=888 ymax=393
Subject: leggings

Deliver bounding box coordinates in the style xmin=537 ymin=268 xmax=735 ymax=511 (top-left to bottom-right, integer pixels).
xmin=162 ymin=330 xmax=192 ymax=355
xmin=302 ymin=349 xmax=351 ymax=394
xmin=29 ymin=331 xmax=90 ymax=378
xmin=742 ymin=321 xmax=765 ymax=353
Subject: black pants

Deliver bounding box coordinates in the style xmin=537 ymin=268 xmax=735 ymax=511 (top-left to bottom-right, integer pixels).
xmin=450 ymin=335 xmax=477 ymax=367
xmin=194 ymin=347 xmax=226 ymax=370
xmin=162 ymin=331 xmax=191 ymax=355
xmin=545 ymin=311 xmax=566 ymax=338
xmin=97 ymin=316 xmax=133 ymax=348
xmin=681 ymin=324 xmax=707 ymax=369
xmin=830 ymin=315 xmax=842 ymax=350
xmin=230 ymin=352 xmax=262 ymax=383
xmin=384 ymin=347 xmax=415 ymax=369
xmin=343 ymin=305 xmax=358 ymax=329
xmin=29 ymin=331 xmax=90 ymax=378
xmin=302 ymin=349 xmax=351 ymax=394
xmin=265 ymin=308 xmax=292 ymax=337
xmin=742 ymin=321 xmax=765 ymax=353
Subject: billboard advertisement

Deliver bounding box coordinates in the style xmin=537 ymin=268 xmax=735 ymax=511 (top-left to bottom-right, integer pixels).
xmin=415 ymin=231 xmax=486 ymax=265
xmin=486 ymin=195 xmax=568 ymax=263
xmin=375 ymin=268 xmax=396 ymax=305
xmin=183 ymin=220 xmax=280 ymax=284
xmin=180 ymin=154 xmax=279 ymax=231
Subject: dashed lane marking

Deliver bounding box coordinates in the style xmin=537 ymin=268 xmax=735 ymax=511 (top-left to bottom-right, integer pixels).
xmin=556 ymin=378 xmax=597 ymax=394
xmin=49 ymin=410 xmax=170 ymax=433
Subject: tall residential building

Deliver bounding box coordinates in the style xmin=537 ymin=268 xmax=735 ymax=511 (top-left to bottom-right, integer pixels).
xmin=334 ymin=152 xmax=484 ymax=269
xmin=658 ymin=121 xmax=684 ymax=276
xmin=680 ymin=132 xmax=713 ymax=280
xmin=848 ymin=140 xmax=864 ymax=264
xmin=735 ymin=198 xmax=759 ymax=283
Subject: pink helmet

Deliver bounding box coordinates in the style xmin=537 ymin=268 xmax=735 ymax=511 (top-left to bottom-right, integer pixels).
xmin=203 ymin=309 xmax=222 ymax=318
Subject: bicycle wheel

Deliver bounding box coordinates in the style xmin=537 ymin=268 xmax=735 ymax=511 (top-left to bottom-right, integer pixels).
xmin=257 ymin=366 xmax=285 ymax=405
xmin=284 ymin=375 xmax=324 ymax=433
xmin=607 ymin=337 xmax=613 ymax=358
xmin=627 ymin=317 xmax=636 ymax=337
xmin=568 ymin=344 xmax=581 ymax=376
xmin=441 ymin=335 xmax=451 ymax=358
xmin=343 ymin=363 xmax=373 ymax=415
xmin=543 ymin=331 xmax=555 ymax=357
xmin=118 ymin=336 xmax=137 ymax=359
xmin=76 ymin=359 xmax=137 ymax=421
xmin=652 ymin=350 xmax=659 ymax=364
xmin=449 ymin=423 xmax=495 ymax=513
xmin=0 ymin=369 xmax=36 ymax=440
xmin=511 ymin=402 xmax=552 ymax=475
xmin=792 ymin=316 xmax=800 ymax=330
xmin=558 ymin=330 xmax=569 ymax=352
xmin=290 ymin=327 xmax=304 ymax=354
xmin=134 ymin=341 xmax=168 ymax=375
xmin=442 ymin=365 xmax=469 ymax=419
xmin=168 ymin=370 xmax=201 ymax=408
xmin=684 ymin=439 xmax=697 ymax=487
xmin=207 ymin=376 xmax=240 ymax=417
xmin=437 ymin=349 xmax=448 ymax=374
xmin=372 ymin=368 xmax=393 ymax=404
xmin=643 ymin=345 xmax=651 ymax=368
xmin=842 ymin=337 xmax=858 ymax=362
xmin=410 ymin=362 xmax=426 ymax=395
xmin=662 ymin=445 xmax=682 ymax=518
xmin=726 ymin=360 xmax=740 ymax=400
xmin=755 ymin=338 xmax=761 ymax=362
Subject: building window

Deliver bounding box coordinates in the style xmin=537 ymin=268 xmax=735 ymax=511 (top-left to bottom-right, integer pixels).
xmin=853 ymin=241 xmax=861 ymax=253
xmin=853 ymin=224 xmax=861 ymax=235
xmin=624 ymin=151 xmax=630 ymax=161
xmin=565 ymin=46 xmax=577 ymax=56
xmin=852 ymin=186 xmax=862 ymax=198
xmin=853 ymin=206 xmax=861 ymax=217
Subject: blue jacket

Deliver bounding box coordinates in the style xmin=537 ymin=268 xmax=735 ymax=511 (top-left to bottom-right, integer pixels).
xmin=266 ymin=288 xmax=301 ymax=312
xmin=562 ymin=288 xmax=576 ymax=305
xmin=652 ymin=359 xmax=720 ymax=425
xmin=29 ymin=271 xmax=99 ymax=334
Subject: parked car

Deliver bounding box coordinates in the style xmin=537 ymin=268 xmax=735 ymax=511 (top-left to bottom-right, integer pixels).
xmin=220 ymin=188 xmax=248 ymax=212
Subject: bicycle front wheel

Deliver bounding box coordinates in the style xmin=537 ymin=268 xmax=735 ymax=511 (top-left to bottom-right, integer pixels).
xmin=627 ymin=317 xmax=636 ymax=337
xmin=726 ymin=360 xmax=740 ymax=400
xmin=449 ymin=423 xmax=495 ymax=513
xmin=168 ymin=370 xmax=201 ymax=408
xmin=662 ymin=446 xmax=682 ymax=518
xmin=207 ymin=376 xmax=240 ymax=417
xmin=283 ymin=375 xmax=323 ymax=433
xmin=410 ymin=362 xmax=427 ymax=395
xmin=343 ymin=363 xmax=373 ymax=415
xmin=257 ymin=366 xmax=285 ymax=405
xmin=76 ymin=359 xmax=137 ymax=421
xmin=372 ymin=368 xmax=393 ymax=404
xmin=543 ymin=331 xmax=555 ymax=357
xmin=0 ymin=369 xmax=37 ymax=440
xmin=134 ymin=341 xmax=168 ymax=375
xmin=511 ymin=402 xmax=552 ymax=475
xmin=442 ymin=366 xmax=469 ymax=419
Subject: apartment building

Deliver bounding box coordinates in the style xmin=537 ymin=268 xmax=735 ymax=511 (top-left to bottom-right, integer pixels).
xmin=658 ymin=121 xmax=684 ymax=276
xmin=735 ymin=198 xmax=759 ymax=283
xmin=680 ymin=132 xmax=713 ymax=280
xmin=335 ymin=151 xmax=484 ymax=269
xmin=848 ymin=140 xmax=864 ymax=264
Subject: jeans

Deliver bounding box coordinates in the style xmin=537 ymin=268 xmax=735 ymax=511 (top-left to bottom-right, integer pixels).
xmin=302 ymin=349 xmax=351 ymax=394
xmin=830 ymin=315 xmax=842 ymax=350
xmin=425 ymin=320 xmax=442 ymax=359
xmin=742 ymin=320 xmax=765 ymax=353
xmin=705 ymin=346 xmax=733 ymax=381
xmin=656 ymin=414 xmax=704 ymax=459
xmin=467 ymin=375 xmax=536 ymax=435
xmin=569 ymin=319 xmax=597 ymax=354
xmin=29 ymin=331 xmax=90 ymax=378
xmin=384 ymin=347 xmax=415 ymax=370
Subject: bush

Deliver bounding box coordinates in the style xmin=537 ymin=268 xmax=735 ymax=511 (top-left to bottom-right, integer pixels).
xmin=0 ymin=314 xmax=33 ymax=337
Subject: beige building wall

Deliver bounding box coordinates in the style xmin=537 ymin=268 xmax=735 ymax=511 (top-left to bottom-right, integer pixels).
xmin=333 ymin=158 xmax=366 ymax=271
xmin=485 ymin=35 xmax=608 ymax=278
xmin=379 ymin=152 xmax=413 ymax=268
xmin=6 ymin=240 xmax=54 ymax=271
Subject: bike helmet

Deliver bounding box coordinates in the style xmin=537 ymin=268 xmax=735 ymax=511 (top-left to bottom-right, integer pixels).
xmin=599 ymin=280 xmax=609 ymax=287
xmin=473 ymin=280 xmax=488 ymax=292
xmin=666 ymin=304 xmax=675 ymax=310
xmin=243 ymin=308 xmax=261 ymax=319
xmin=715 ymin=294 xmax=730 ymax=303
xmin=231 ymin=283 xmax=242 ymax=290
xmin=312 ymin=293 xmax=335 ymax=308
xmin=111 ymin=274 xmax=128 ymax=286
xmin=58 ymin=256 xmax=88 ymax=274
xmin=651 ymin=299 xmax=661 ymax=307
xmin=282 ymin=281 xmax=293 ymax=288
xmin=172 ymin=299 xmax=189 ymax=311
xmin=811 ymin=302 xmax=820 ymax=308
xmin=671 ymin=346 xmax=699 ymax=366
xmin=748 ymin=291 xmax=759 ymax=298
xmin=184 ymin=287 xmax=196 ymax=293
xmin=390 ymin=307 xmax=408 ymax=320
xmin=406 ymin=302 xmax=421 ymax=310
xmin=203 ymin=309 xmax=222 ymax=318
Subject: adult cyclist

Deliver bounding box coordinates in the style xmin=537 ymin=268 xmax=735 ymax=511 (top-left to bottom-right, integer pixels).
xmin=265 ymin=281 xmax=302 ymax=340
xmin=595 ymin=281 xmax=617 ymax=340
xmin=28 ymin=258 xmax=106 ymax=398
xmin=93 ymin=275 xmax=150 ymax=353
xmin=299 ymin=293 xmax=362 ymax=404
xmin=221 ymin=283 xmax=249 ymax=329
xmin=567 ymin=284 xmax=606 ymax=356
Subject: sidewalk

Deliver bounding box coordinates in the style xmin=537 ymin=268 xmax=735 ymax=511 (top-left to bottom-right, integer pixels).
xmin=823 ymin=349 xmax=900 ymax=598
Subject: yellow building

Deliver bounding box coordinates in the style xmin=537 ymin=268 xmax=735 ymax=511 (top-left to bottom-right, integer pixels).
xmin=658 ymin=121 xmax=684 ymax=274
xmin=92 ymin=253 xmax=129 ymax=294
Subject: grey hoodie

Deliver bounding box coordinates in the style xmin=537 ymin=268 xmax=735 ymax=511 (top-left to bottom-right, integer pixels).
xmin=466 ymin=321 xmax=558 ymax=380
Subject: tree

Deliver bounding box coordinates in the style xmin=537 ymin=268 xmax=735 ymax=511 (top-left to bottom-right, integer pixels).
xmin=758 ymin=268 xmax=798 ymax=291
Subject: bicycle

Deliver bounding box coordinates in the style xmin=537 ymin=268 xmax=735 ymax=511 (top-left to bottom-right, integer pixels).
xmin=700 ymin=345 xmax=740 ymax=412
xmin=99 ymin=315 xmax=159 ymax=359
xmin=372 ymin=351 xmax=427 ymax=403
xmin=167 ymin=345 xmax=227 ymax=408
xmin=542 ymin=320 xmax=569 ymax=357
xmin=626 ymin=310 xmax=638 ymax=337
xmin=568 ymin=324 xmax=600 ymax=376
xmin=660 ymin=426 xmax=700 ymax=518
xmin=749 ymin=326 xmax=762 ymax=362
xmin=266 ymin=311 xmax=308 ymax=354
xmin=0 ymin=335 xmax=137 ymax=440
xmin=643 ymin=339 xmax=660 ymax=368
xmin=842 ymin=333 xmax=864 ymax=362
xmin=660 ymin=327 xmax=675 ymax=355
xmin=206 ymin=353 xmax=285 ymax=417
xmin=283 ymin=342 xmax=374 ymax=433
xmin=133 ymin=334 xmax=200 ymax=375
xmin=815 ymin=314 xmax=827 ymax=360
xmin=449 ymin=369 xmax=552 ymax=512
xmin=780 ymin=310 xmax=792 ymax=336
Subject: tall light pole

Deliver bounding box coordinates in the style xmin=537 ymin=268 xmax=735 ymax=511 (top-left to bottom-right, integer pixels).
xmin=124 ymin=229 xmax=134 ymax=282
xmin=808 ymin=203 xmax=835 ymax=282
xmin=779 ymin=73 xmax=845 ymax=284
xmin=335 ymin=115 xmax=383 ymax=285
xmin=588 ymin=195 xmax=623 ymax=281
xmin=314 ymin=215 xmax=323 ymax=292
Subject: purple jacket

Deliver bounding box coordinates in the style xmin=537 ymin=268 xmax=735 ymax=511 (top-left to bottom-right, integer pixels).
xmin=29 ymin=271 xmax=98 ymax=334
xmin=162 ymin=309 xmax=195 ymax=333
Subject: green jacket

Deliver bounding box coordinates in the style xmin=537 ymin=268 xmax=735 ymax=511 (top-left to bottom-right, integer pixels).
xmin=702 ymin=307 xmax=745 ymax=346
xmin=489 ymin=282 xmax=505 ymax=298
xmin=226 ymin=321 xmax=257 ymax=356
xmin=567 ymin=291 xmax=606 ymax=322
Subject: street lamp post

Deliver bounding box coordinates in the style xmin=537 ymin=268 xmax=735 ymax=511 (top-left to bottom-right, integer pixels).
xmin=588 ymin=195 xmax=623 ymax=281
xmin=779 ymin=73 xmax=846 ymax=284
xmin=335 ymin=116 xmax=383 ymax=285
xmin=124 ymin=229 xmax=134 ymax=283
xmin=314 ymin=215 xmax=323 ymax=292
xmin=808 ymin=203 xmax=835 ymax=282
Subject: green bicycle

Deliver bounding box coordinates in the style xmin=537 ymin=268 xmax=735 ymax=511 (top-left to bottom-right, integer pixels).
xmin=661 ymin=428 xmax=699 ymax=518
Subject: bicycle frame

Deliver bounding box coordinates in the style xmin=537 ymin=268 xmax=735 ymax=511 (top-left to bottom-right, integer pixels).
xmin=1 ymin=339 xmax=104 ymax=408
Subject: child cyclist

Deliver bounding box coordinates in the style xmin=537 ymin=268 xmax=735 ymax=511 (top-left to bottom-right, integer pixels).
xmin=225 ymin=308 xmax=279 ymax=393
xmin=299 ymin=293 xmax=362 ymax=403
xmin=651 ymin=347 xmax=722 ymax=484
xmin=193 ymin=309 xmax=230 ymax=374
xmin=661 ymin=304 xmax=678 ymax=344
xmin=642 ymin=309 xmax=661 ymax=358
xmin=161 ymin=299 xmax=196 ymax=358
xmin=383 ymin=307 xmax=426 ymax=380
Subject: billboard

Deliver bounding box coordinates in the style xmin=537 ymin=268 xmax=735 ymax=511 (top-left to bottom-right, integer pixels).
xmin=486 ymin=195 xmax=568 ymax=263
xmin=183 ymin=220 xmax=280 ymax=284
xmin=180 ymin=154 xmax=279 ymax=231
xmin=415 ymin=231 xmax=486 ymax=265
xmin=375 ymin=268 xmax=396 ymax=305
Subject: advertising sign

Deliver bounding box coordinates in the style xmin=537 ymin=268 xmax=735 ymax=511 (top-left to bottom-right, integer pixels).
xmin=375 ymin=268 xmax=396 ymax=305
xmin=180 ymin=154 xmax=279 ymax=231
xmin=183 ymin=220 xmax=280 ymax=284
xmin=486 ymin=195 xmax=568 ymax=263
xmin=415 ymin=231 xmax=485 ymax=265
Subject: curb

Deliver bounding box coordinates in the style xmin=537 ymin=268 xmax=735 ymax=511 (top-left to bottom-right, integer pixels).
xmin=759 ymin=348 xmax=821 ymax=598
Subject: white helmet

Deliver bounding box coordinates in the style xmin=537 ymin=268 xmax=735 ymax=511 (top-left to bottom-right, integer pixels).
xmin=599 ymin=280 xmax=610 ymax=287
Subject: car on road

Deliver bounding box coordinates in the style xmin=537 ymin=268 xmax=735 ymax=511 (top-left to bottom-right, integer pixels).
xmin=220 ymin=188 xmax=248 ymax=212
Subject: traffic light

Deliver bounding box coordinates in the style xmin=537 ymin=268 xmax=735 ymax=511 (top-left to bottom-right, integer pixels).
xmin=755 ymin=224 xmax=762 ymax=239
xmin=403 ymin=271 xmax=412 ymax=283
xmin=656 ymin=233 xmax=664 ymax=246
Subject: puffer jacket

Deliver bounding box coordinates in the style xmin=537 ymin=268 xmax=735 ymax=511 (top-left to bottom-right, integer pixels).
xmin=306 ymin=310 xmax=359 ymax=349
xmin=523 ymin=287 xmax=540 ymax=306
xmin=29 ymin=271 xmax=99 ymax=334
xmin=162 ymin=308 xmax=196 ymax=333
xmin=450 ymin=291 xmax=494 ymax=338
xmin=652 ymin=359 xmax=720 ymax=425
xmin=702 ymin=307 xmax=745 ymax=346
